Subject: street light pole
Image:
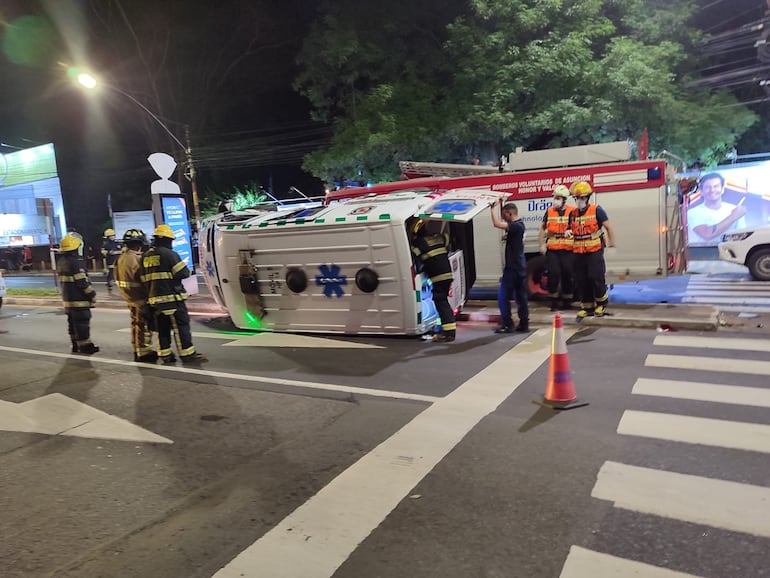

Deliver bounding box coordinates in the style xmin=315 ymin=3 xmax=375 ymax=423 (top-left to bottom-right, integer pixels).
xmin=75 ymin=73 xmax=202 ymax=232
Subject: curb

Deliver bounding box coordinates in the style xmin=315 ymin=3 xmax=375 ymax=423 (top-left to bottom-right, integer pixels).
xmin=458 ymin=303 xmax=721 ymax=332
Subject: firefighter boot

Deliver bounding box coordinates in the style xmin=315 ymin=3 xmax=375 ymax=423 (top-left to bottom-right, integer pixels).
xmin=432 ymin=332 xmax=456 ymax=343
xmin=595 ymin=302 xmax=608 ymax=317
xmin=576 ymin=306 xmax=595 ymax=320
xmin=181 ymin=352 xmax=208 ymax=364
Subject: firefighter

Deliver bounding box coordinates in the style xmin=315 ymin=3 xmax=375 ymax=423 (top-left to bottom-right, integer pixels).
xmin=115 ymin=229 xmax=157 ymax=362
xmin=410 ymin=219 xmax=457 ymax=342
xmin=141 ymin=224 xmax=207 ymax=364
xmin=57 ymin=234 xmax=99 ymax=354
xmin=568 ymin=181 xmax=616 ymax=318
xmin=101 ymin=228 xmax=123 ymax=292
xmin=537 ymin=184 xmax=575 ymax=311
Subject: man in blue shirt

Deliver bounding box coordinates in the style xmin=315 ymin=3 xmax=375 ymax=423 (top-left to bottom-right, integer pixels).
xmin=490 ymin=199 xmax=529 ymax=333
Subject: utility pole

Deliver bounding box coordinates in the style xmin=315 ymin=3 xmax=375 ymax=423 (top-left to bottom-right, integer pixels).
xmin=185 ymin=125 xmax=202 ymax=234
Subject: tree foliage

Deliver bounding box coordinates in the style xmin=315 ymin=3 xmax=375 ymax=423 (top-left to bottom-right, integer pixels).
xmin=295 ymin=0 xmax=758 ymax=183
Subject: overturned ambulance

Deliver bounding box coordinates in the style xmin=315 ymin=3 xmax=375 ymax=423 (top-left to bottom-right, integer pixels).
xmin=200 ymin=189 xmax=503 ymax=335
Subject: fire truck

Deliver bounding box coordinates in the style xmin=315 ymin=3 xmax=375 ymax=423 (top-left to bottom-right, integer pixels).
xmin=326 ymin=141 xmax=687 ymax=297
xmin=200 ymin=141 xmax=686 ymax=335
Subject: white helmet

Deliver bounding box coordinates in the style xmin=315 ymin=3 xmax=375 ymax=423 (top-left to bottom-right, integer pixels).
xmin=552 ymin=185 xmax=570 ymax=199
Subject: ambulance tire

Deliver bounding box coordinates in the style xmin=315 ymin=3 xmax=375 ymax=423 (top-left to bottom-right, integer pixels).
xmin=285 ymin=268 xmax=308 ymax=293
xmin=355 ymin=268 xmax=379 ymax=293
xmin=526 ymin=255 xmax=549 ymax=299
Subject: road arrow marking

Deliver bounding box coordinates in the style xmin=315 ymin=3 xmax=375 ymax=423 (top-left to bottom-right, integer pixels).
xmin=0 ymin=393 xmax=172 ymax=444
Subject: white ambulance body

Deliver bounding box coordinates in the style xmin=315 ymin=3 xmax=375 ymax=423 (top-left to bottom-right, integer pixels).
xmin=200 ymin=189 xmax=502 ymax=334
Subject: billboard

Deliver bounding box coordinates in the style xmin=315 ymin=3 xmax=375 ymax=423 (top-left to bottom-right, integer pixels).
xmin=685 ymin=162 xmax=770 ymax=247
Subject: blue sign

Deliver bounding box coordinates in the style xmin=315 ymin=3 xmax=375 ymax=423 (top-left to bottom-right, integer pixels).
xmin=160 ymin=195 xmax=193 ymax=270
xmin=315 ymin=264 xmax=347 ymax=298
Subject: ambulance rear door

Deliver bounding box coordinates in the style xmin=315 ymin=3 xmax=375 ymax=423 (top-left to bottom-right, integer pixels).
xmin=414 ymin=189 xmax=505 ymax=303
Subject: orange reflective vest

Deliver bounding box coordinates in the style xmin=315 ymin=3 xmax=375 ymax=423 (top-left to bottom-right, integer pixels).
xmin=570 ymin=205 xmax=603 ymax=254
xmin=544 ymin=206 xmax=574 ymax=251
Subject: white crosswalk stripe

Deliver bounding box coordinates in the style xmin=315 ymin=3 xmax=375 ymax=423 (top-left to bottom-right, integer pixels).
xmin=562 ymin=332 xmax=770 ymax=577
xmin=592 ymin=461 xmax=770 ymax=538
xmin=683 ymin=276 xmax=770 ymax=312
xmin=560 ymin=546 xmax=706 ymax=578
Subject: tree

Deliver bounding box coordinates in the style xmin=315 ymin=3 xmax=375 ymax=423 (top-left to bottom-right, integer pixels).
xmin=296 ymin=0 xmax=758 ymax=183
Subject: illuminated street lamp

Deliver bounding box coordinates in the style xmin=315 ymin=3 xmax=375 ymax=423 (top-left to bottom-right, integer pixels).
xmin=74 ymin=71 xmax=202 ymax=232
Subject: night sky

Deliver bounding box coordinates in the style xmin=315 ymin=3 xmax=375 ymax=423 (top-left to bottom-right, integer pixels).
xmin=0 ymin=0 xmax=325 ymax=243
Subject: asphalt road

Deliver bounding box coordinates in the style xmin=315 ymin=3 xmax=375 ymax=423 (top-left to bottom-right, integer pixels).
xmin=1 ymin=301 xmax=768 ymax=578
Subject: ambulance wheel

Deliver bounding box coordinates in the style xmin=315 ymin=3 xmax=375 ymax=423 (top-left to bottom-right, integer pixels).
xmin=526 ymin=255 xmax=549 ymax=299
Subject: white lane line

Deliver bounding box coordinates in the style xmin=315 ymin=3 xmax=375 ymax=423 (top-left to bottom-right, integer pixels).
xmin=653 ymin=334 xmax=770 ymax=353
xmin=592 ymin=461 xmax=770 ymax=538
xmin=633 ymin=377 xmax=770 ymax=408
xmin=618 ymin=410 xmax=770 ymax=454
xmin=560 ymin=545 xmax=705 ymax=578
xmin=213 ymin=328 xmax=560 ymax=578
xmin=646 ymin=353 xmax=770 ymax=376
xmin=0 ymin=345 xmax=437 ymax=403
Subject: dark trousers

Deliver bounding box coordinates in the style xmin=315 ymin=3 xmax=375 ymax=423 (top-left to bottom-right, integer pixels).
xmin=546 ymin=249 xmax=574 ymax=300
xmin=573 ymin=250 xmax=609 ymax=309
xmin=497 ymin=268 xmax=529 ymax=328
xmin=155 ymin=305 xmax=196 ymax=358
xmin=66 ymin=308 xmax=92 ymax=346
xmin=431 ymin=279 xmax=456 ymax=335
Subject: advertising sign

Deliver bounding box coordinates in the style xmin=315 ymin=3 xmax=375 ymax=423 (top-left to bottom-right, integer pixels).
xmin=160 ymin=196 xmax=193 ymax=269
xmin=112 ymin=210 xmax=155 ymax=240
xmin=685 ymin=162 xmax=770 ymax=247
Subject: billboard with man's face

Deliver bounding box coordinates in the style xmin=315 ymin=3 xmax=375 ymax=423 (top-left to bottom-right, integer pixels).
xmin=685 ymin=162 xmax=770 ymax=247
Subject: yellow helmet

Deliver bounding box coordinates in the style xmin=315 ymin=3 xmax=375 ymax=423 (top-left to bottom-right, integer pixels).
xmin=570 ymin=181 xmax=593 ymax=197
xmin=60 ymin=235 xmax=82 ymax=252
xmin=552 ymin=185 xmax=570 ymax=199
xmin=410 ymin=219 xmax=425 ymax=236
xmin=153 ymin=224 xmax=175 ymax=239
xmin=104 ymin=228 xmax=116 ymax=237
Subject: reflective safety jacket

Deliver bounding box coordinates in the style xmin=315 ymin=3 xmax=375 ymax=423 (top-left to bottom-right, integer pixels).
xmin=140 ymin=245 xmax=190 ymax=310
xmin=115 ymin=250 xmax=148 ymax=306
xmin=411 ymin=233 xmax=453 ymax=283
xmin=57 ymin=252 xmax=96 ymax=309
xmin=543 ymin=206 xmax=575 ymax=251
xmin=570 ymin=204 xmax=603 ymax=254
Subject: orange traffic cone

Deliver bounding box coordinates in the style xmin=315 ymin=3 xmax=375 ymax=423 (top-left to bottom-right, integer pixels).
xmin=535 ymin=312 xmax=588 ymax=410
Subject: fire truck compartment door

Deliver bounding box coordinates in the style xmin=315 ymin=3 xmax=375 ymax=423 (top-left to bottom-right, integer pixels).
xmin=413 ymin=189 xmax=506 ymax=223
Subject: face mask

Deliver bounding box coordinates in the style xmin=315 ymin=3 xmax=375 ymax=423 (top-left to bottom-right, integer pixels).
xmin=553 ymin=197 xmax=565 ymax=208
xmin=577 ymin=198 xmax=588 ymax=210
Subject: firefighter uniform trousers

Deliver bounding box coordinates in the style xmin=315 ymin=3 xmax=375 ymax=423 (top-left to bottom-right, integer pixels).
xmin=155 ymin=305 xmax=195 ymax=359
xmin=546 ymin=248 xmax=574 ymax=304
